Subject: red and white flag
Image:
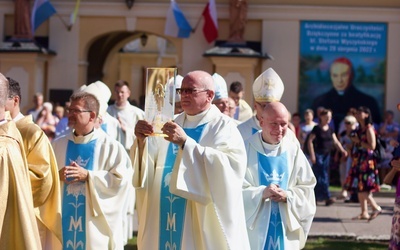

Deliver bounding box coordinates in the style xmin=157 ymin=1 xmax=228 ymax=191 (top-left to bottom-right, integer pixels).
xmin=202 ymin=0 xmax=218 ymax=43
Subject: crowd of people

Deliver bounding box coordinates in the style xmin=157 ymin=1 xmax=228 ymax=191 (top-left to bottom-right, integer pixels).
xmin=1 ymin=64 xmax=400 ymax=250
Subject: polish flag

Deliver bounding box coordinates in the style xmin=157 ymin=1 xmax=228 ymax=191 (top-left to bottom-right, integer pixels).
xmin=202 ymin=0 xmax=218 ymax=43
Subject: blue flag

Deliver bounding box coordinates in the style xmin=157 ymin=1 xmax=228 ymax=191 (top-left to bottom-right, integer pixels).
xmin=164 ymin=0 xmax=192 ymax=38
xmin=31 ymin=0 xmax=57 ymax=34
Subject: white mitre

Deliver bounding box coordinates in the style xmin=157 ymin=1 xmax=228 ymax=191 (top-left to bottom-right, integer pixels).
xmin=212 ymin=73 xmax=228 ymax=100
xmin=75 ymin=84 xmax=87 ymax=94
xmin=82 ymin=81 xmax=110 ymax=118
xmin=92 ymin=80 xmax=112 ymax=103
xmin=252 ymin=68 xmax=284 ymax=102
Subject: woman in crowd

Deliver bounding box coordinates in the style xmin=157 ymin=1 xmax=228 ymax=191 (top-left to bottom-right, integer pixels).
xmin=307 ymin=108 xmax=347 ymax=206
xmin=36 ymin=102 xmax=59 ymax=141
xmin=336 ymin=115 xmax=358 ymax=200
xmin=300 ymin=108 xmax=318 ymax=148
xmin=344 ymin=106 xmax=382 ymax=220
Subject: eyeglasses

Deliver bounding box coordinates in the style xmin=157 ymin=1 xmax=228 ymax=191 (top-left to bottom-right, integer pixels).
xmin=66 ymin=108 xmax=92 ymax=114
xmin=344 ymin=121 xmax=352 ymax=125
xmin=176 ymin=88 xmax=208 ymax=95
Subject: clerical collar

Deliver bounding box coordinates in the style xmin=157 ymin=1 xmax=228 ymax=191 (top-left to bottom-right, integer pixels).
xmin=337 ymin=90 xmax=345 ymax=96
xmin=73 ymin=128 xmax=94 ymax=137
xmin=259 ymin=133 xmax=281 ymax=151
xmin=184 ymin=108 xmax=209 ymax=127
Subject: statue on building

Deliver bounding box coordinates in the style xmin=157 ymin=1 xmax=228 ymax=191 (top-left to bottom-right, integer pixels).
xmin=228 ymin=0 xmax=248 ymax=44
xmin=13 ymin=0 xmax=33 ymax=40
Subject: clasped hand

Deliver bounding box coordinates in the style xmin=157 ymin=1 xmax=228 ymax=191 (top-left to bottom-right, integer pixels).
xmin=262 ymin=183 xmax=287 ymax=203
xmin=59 ymin=161 xmax=89 ymax=184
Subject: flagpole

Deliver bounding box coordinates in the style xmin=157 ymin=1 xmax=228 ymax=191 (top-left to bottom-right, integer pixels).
xmin=54 ymin=12 xmax=71 ymax=31
xmin=192 ymin=13 xmax=203 ymax=33
xmin=69 ymin=0 xmax=81 ymax=31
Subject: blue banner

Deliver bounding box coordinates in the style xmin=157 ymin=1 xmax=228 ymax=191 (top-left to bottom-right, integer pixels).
xmin=300 ymin=21 xmax=386 ymax=56
xmin=159 ymin=123 xmax=206 ymax=250
xmin=62 ymin=139 xmax=96 ymax=249
xmin=299 ymin=21 xmax=387 ymax=129
xmin=258 ymin=152 xmax=289 ymax=250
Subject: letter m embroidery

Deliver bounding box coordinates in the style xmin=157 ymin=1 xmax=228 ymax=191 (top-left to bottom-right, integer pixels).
xmin=69 ymin=216 xmax=83 ymax=232
xmin=166 ymin=212 xmax=176 ymax=231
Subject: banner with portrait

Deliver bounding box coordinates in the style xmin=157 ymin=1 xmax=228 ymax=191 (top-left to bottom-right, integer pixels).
xmin=299 ymin=20 xmax=387 ymax=129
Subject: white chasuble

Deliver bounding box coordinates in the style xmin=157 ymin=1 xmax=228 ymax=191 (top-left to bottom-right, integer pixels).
xmin=53 ymin=129 xmax=132 ymax=250
xmin=132 ymin=105 xmax=251 ymax=250
xmin=243 ymin=132 xmax=316 ymax=250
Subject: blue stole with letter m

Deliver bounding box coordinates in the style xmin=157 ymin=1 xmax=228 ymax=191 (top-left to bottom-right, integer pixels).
xmin=257 ymin=151 xmax=289 ymax=250
xmin=159 ymin=123 xmax=206 ymax=250
xmin=62 ymin=139 xmax=96 ymax=249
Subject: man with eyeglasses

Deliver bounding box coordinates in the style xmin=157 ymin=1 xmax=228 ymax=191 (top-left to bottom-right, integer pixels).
xmin=52 ymin=91 xmax=133 ymax=249
xmin=80 ymin=81 xmax=122 ymax=141
xmin=132 ymin=70 xmax=250 ymax=249
xmin=0 ymin=73 xmax=41 ymax=249
xmin=5 ymin=77 xmax=62 ymax=249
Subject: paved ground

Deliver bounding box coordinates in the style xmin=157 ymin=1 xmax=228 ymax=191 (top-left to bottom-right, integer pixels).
xmin=127 ymin=191 xmax=395 ymax=250
xmin=308 ymin=192 xmax=394 ymax=243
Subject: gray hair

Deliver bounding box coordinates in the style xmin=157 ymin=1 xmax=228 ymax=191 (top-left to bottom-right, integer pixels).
xmin=70 ymin=91 xmax=100 ymax=117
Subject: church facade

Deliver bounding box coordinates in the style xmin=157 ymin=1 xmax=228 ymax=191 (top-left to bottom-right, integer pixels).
xmin=0 ymin=0 xmax=399 ymax=121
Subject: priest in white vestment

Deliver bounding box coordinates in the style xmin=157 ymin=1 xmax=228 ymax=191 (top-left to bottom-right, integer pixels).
xmin=108 ymin=80 xmax=145 ymax=151
xmin=131 ymin=70 xmax=250 ymax=250
xmin=243 ymin=102 xmax=316 ymax=250
xmin=52 ymin=92 xmax=132 ymax=250
xmin=80 ymin=80 xmax=135 ymax=244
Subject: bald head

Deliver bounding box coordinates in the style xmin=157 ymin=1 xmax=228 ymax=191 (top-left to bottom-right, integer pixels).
xmin=263 ymin=102 xmax=288 ymax=116
xmin=0 ymin=73 xmax=8 ymax=108
xmin=181 ymin=70 xmax=215 ymax=115
xmin=184 ymin=71 xmax=215 ymax=92
xmin=260 ymin=102 xmax=289 ymax=144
